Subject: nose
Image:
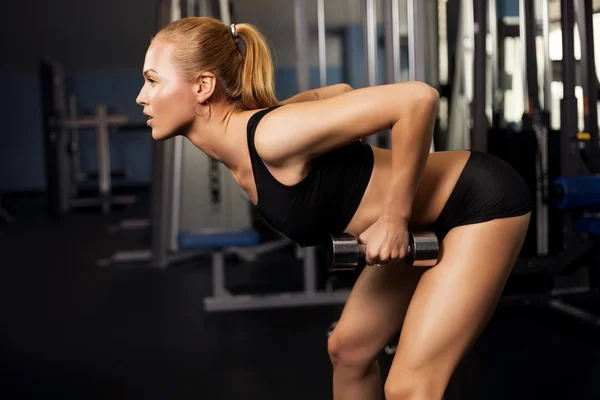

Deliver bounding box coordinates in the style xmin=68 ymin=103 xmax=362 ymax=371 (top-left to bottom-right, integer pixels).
xmin=136 ymin=86 xmax=148 ymax=106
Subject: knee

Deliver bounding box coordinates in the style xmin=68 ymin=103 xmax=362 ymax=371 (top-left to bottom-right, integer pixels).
xmin=384 ymin=369 xmax=447 ymax=400
xmin=327 ymin=329 xmax=377 ymax=376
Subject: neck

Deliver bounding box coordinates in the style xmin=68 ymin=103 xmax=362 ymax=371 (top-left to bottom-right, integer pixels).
xmin=185 ymin=101 xmax=245 ymax=172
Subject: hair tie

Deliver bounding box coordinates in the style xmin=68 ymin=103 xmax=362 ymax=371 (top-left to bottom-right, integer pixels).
xmin=230 ymin=24 xmax=238 ymax=39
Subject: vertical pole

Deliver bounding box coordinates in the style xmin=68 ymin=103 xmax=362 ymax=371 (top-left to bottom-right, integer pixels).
xmin=462 ymin=0 xmax=474 ymax=149
xmin=541 ymin=0 xmax=552 ymax=113
xmin=363 ymin=0 xmax=378 ymax=87
xmin=362 ymin=0 xmax=378 ymax=146
xmin=295 ymin=0 xmax=310 ymax=93
xmin=560 ymin=0 xmax=580 ymax=245
xmin=317 ymin=0 xmax=327 ymax=87
xmin=575 ymin=0 xmax=600 ymax=171
xmin=472 ymin=0 xmax=488 ymax=152
xmin=522 ymin=0 xmax=549 ymax=256
xmin=489 ymin=0 xmax=500 ymax=125
xmin=519 ymin=0 xmax=530 ymax=116
xmin=383 ymin=0 xmax=401 ymax=84
xmin=407 ymin=0 xmax=427 ymax=82
xmin=560 ymin=0 xmax=580 ymax=177
xmin=219 ymin=0 xmax=231 ymax=24
xmin=95 ymin=105 xmax=111 ymax=215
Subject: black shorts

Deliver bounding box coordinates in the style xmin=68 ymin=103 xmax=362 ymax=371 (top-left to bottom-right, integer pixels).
xmin=432 ymin=150 xmax=532 ymax=241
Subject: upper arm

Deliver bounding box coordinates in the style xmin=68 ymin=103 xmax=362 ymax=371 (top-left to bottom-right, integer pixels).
xmin=257 ymin=82 xmax=439 ymax=164
xmin=279 ymin=83 xmax=353 ymax=105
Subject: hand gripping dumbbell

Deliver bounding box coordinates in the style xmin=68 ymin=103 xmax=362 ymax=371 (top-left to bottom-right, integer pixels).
xmin=325 ymin=232 xmax=440 ymax=272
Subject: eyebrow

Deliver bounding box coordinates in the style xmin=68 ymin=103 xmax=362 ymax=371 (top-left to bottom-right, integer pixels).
xmin=143 ymin=69 xmax=157 ymax=77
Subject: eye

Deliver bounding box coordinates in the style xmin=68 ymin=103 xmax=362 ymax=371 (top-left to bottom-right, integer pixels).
xmin=148 ymin=78 xmax=157 ymax=86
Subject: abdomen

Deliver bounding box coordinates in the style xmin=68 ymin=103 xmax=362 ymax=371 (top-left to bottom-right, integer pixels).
xmin=343 ymin=148 xmax=471 ymax=235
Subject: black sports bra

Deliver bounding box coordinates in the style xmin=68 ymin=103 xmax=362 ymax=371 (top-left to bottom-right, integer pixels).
xmin=247 ymin=106 xmax=374 ymax=247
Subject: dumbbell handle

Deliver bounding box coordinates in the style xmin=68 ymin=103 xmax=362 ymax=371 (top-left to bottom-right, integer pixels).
xmin=328 ymin=232 xmax=439 ymax=272
xmin=356 ymin=243 xmax=412 ymax=257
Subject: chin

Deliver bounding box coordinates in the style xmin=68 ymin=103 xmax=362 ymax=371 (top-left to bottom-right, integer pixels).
xmin=151 ymin=129 xmax=175 ymax=142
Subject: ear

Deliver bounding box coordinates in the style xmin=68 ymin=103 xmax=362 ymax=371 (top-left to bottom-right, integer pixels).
xmin=194 ymin=72 xmax=217 ymax=102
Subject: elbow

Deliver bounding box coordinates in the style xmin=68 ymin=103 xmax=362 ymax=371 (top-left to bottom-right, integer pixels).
xmin=412 ymin=83 xmax=439 ymax=115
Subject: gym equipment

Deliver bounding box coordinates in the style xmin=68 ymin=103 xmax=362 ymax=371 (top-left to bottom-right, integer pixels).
xmin=325 ymin=232 xmax=439 ymax=271
xmin=39 ymin=59 xmax=137 ymax=215
xmin=554 ymin=176 xmax=600 ymax=210
xmin=447 ymin=0 xmax=600 ymax=330
xmin=504 ymin=0 xmax=600 ymax=329
xmin=574 ymin=0 xmax=600 ymax=174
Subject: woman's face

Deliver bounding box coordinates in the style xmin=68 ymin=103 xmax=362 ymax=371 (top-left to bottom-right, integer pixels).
xmin=136 ymin=39 xmax=196 ymax=141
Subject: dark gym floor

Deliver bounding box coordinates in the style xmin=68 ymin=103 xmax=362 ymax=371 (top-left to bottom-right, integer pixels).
xmin=1 ymin=189 xmax=599 ymax=400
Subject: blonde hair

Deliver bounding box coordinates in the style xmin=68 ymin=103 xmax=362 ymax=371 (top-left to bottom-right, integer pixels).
xmin=153 ymin=17 xmax=279 ymax=110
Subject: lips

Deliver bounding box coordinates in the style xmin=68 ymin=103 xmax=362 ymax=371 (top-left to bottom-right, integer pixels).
xmin=144 ymin=112 xmax=153 ymax=126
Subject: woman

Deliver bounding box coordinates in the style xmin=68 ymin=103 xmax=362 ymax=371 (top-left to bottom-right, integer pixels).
xmin=136 ymin=17 xmax=531 ymax=400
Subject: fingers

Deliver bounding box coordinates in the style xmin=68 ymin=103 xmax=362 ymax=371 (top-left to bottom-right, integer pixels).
xmin=363 ymin=243 xmax=409 ymax=266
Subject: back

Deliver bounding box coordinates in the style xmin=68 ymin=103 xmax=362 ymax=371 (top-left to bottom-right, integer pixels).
xmin=247 ymin=107 xmax=374 ymax=247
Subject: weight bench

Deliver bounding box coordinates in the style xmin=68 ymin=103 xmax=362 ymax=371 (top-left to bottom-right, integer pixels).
xmin=178 ymin=229 xmax=351 ymax=312
xmin=546 ymin=213 xmax=600 ymax=329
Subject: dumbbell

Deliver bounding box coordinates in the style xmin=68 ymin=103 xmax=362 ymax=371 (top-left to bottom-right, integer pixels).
xmin=325 ymin=232 xmax=439 ymax=272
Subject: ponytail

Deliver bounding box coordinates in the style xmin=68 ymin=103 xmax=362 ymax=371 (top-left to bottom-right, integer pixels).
xmin=235 ymin=23 xmax=279 ymax=110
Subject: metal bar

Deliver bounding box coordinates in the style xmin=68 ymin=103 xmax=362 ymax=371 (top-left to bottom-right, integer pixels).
xmin=219 ymin=0 xmax=231 ymax=24
xmin=560 ymin=0 xmax=580 ymax=177
xmin=317 ymin=0 xmax=327 ymax=87
xmin=472 ymin=0 xmax=488 ymax=152
xmin=362 ymin=0 xmax=378 ymax=146
xmin=384 ymin=0 xmax=401 ymax=84
xmin=438 ymin=0 xmax=449 ymax=85
xmin=575 ymin=0 xmax=589 ymax=116
xmin=295 ymin=0 xmax=310 ymax=92
xmin=541 ymin=0 xmax=552 ymax=112
xmin=171 ymin=0 xmax=181 ymax=21
xmin=204 ymin=290 xmax=352 ymax=312
xmin=363 ymin=0 xmax=378 ymax=86
xmin=548 ymin=300 xmax=600 ymax=329
xmin=152 ymin=140 xmax=174 ymax=268
xmin=212 ymin=252 xmax=230 ymax=298
xmin=576 ymin=0 xmax=600 ymax=171
xmin=95 ymin=105 xmax=111 ymax=214
xmin=519 ymin=0 xmax=530 ymax=113
xmin=522 ymin=0 xmax=549 ymax=256
xmin=198 ymin=0 xmax=209 ymax=17
xmin=489 ymin=0 xmax=500 ymax=120
xmin=407 ymin=0 xmax=427 ymax=82
xmin=170 ymin=137 xmax=183 ymax=251
xmin=426 ymin=0 xmax=440 ymax=87
xmin=524 ymin=0 xmax=541 ymax=111
xmin=304 ymin=247 xmax=317 ymax=294
xmin=463 ymin=0 xmax=475 ymax=149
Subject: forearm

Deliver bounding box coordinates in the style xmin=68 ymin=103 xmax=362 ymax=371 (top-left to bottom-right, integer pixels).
xmin=280 ymin=83 xmax=353 ymax=105
xmin=383 ymin=87 xmax=439 ymax=221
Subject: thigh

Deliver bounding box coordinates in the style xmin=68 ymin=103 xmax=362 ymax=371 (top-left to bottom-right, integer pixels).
xmin=387 ymin=214 xmax=530 ymax=386
xmin=330 ymin=258 xmax=425 ymax=362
